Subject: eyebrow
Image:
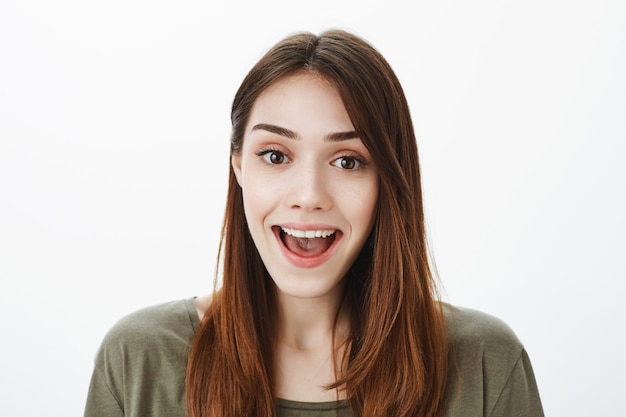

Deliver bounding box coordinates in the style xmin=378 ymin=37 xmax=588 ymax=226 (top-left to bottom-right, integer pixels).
xmin=251 ymin=123 xmax=360 ymax=142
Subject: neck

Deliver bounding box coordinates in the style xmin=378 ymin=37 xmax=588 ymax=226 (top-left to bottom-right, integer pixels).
xmin=276 ymin=290 xmax=350 ymax=351
xmin=273 ymin=290 xmax=351 ymax=402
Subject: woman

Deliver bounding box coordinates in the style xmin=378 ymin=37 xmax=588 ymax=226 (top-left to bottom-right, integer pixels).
xmin=84 ymin=30 xmax=543 ymax=417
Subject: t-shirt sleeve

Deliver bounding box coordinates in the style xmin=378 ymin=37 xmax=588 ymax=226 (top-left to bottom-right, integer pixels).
xmin=82 ymin=299 xmax=199 ymax=417
xmin=444 ymin=304 xmax=544 ymax=417
xmin=84 ymin=366 xmax=124 ymax=417
xmin=488 ymin=349 xmax=544 ymax=417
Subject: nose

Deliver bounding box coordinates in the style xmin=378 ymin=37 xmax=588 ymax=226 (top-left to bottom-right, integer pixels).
xmin=284 ymin=162 xmax=332 ymax=211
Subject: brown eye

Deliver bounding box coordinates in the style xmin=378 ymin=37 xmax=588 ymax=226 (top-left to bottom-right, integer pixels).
xmin=333 ymin=156 xmax=362 ymax=170
xmin=260 ymin=150 xmax=289 ymax=165
xmin=341 ymin=158 xmax=355 ymax=169
xmin=270 ymin=152 xmax=284 ymax=164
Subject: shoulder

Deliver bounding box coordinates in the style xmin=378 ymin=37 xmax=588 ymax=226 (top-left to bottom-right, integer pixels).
xmin=88 ymin=298 xmax=200 ymax=416
xmin=442 ymin=303 xmax=523 ymax=356
xmin=100 ymin=298 xmax=200 ymax=349
xmin=93 ymin=298 xmax=201 ymax=382
xmin=441 ymin=303 xmax=544 ymax=417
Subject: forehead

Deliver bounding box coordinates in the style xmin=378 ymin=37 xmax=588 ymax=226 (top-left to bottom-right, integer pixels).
xmin=247 ymin=72 xmax=353 ymax=131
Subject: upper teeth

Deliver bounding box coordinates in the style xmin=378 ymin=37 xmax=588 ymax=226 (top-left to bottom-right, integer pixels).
xmin=281 ymin=227 xmax=335 ymax=238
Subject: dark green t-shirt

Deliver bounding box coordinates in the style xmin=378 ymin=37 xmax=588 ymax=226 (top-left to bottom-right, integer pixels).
xmin=84 ymin=298 xmax=543 ymax=417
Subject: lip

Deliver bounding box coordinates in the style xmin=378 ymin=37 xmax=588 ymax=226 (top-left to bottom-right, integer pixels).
xmin=272 ymin=224 xmax=343 ymax=268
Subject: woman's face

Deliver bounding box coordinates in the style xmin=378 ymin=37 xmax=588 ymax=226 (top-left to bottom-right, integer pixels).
xmin=232 ymin=72 xmax=379 ymax=302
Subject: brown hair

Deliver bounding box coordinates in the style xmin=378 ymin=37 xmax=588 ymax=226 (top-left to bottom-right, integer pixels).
xmin=186 ymin=29 xmax=448 ymax=417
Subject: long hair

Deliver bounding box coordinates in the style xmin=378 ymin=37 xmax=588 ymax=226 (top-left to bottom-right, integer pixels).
xmin=186 ymin=29 xmax=448 ymax=417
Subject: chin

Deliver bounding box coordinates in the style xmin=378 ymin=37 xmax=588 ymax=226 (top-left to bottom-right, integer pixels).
xmin=269 ymin=271 xmax=347 ymax=302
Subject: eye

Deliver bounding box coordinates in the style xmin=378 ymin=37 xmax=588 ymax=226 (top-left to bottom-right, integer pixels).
xmin=257 ymin=148 xmax=289 ymax=165
xmin=332 ymin=155 xmax=364 ymax=170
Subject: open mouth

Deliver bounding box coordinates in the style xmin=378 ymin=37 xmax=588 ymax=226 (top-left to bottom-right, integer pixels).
xmin=274 ymin=226 xmax=339 ymax=258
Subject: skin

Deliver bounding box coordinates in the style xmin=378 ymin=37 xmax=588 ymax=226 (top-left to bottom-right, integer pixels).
xmin=199 ymin=71 xmax=379 ymax=402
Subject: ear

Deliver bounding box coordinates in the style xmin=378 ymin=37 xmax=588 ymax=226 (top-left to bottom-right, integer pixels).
xmin=231 ymin=154 xmax=243 ymax=187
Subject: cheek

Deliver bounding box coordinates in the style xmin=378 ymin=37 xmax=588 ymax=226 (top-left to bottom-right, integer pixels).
xmin=341 ymin=178 xmax=379 ymax=232
xmin=360 ymin=186 xmax=379 ymax=228
xmin=241 ymin=174 xmax=277 ymax=223
xmin=362 ymin=179 xmax=379 ymax=226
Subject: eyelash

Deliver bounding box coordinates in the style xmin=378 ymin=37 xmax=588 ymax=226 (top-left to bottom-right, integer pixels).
xmin=332 ymin=153 xmax=367 ymax=170
xmin=255 ymin=147 xmax=368 ymax=170
xmin=256 ymin=147 xmax=289 ymax=165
